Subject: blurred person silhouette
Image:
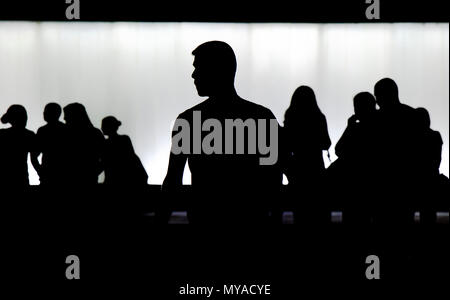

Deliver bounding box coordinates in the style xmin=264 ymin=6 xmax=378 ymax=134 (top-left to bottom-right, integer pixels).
xmin=281 ymin=86 xmax=331 ymax=225
xmin=335 ymin=92 xmax=378 ymax=164
xmin=101 ymin=116 xmax=148 ymax=186
xmin=372 ymin=78 xmax=418 ymax=226
xmin=162 ymin=41 xmax=282 ymax=225
xmin=32 ymin=103 xmax=67 ymax=186
xmin=63 ymin=103 xmax=104 ymax=186
xmin=331 ymin=92 xmax=378 ymax=225
xmin=0 ymin=104 xmax=37 ymax=190
xmin=283 ymin=86 xmax=331 ymax=185
xmin=414 ymin=107 xmax=443 ymax=182
xmin=414 ymin=107 xmax=445 ymax=224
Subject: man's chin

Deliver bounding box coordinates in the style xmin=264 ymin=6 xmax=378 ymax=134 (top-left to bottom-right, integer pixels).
xmin=196 ymin=90 xmax=209 ymax=97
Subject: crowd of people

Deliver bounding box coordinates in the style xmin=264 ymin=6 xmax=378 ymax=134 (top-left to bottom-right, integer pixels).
xmin=0 ymin=102 xmax=148 ymax=190
xmin=0 ymin=41 xmax=447 ymax=225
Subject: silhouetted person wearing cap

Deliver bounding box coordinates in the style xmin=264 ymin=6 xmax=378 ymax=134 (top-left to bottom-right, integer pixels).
xmin=101 ymin=116 xmax=148 ymax=186
xmin=331 ymin=92 xmax=378 ymax=225
xmin=32 ymin=103 xmax=67 ymax=186
xmin=0 ymin=105 xmax=37 ymax=189
xmin=282 ymin=86 xmax=331 ymax=225
xmin=63 ymin=103 xmax=104 ymax=186
xmin=162 ymin=41 xmax=281 ymax=225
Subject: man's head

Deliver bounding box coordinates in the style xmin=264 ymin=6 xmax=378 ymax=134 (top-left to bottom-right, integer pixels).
xmin=43 ymin=102 xmax=62 ymax=124
xmin=353 ymin=92 xmax=376 ymax=119
xmin=191 ymin=41 xmax=237 ymax=97
xmin=374 ymin=78 xmax=400 ymax=110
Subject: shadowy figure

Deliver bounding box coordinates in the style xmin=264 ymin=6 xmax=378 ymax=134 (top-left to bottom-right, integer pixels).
xmin=32 ymin=103 xmax=67 ymax=186
xmin=335 ymin=92 xmax=378 ymax=164
xmin=414 ymin=107 xmax=443 ymax=182
xmin=162 ymin=41 xmax=281 ymax=225
xmin=63 ymin=103 xmax=104 ymax=186
xmin=0 ymin=105 xmax=37 ymax=189
xmin=372 ymin=78 xmax=419 ymax=225
xmin=414 ymin=107 xmax=445 ymax=224
xmin=330 ymin=92 xmax=378 ymax=225
xmin=281 ymin=86 xmax=331 ymax=225
xmin=101 ymin=116 xmax=148 ymax=186
xmin=283 ymin=86 xmax=331 ymax=184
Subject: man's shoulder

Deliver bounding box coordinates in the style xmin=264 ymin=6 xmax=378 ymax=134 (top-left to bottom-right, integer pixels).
xmin=178 ymin=99 xmax=210 ymax=119
xmin=239 ymin=98 xmax=276 ymax=119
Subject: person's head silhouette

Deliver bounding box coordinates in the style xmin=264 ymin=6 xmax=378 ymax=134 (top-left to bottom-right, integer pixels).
xmin=63 ymin=102 xmax=93 ymax=128
xmin=284 ymin=85 xmax=322 ymax=127
xmin=374 ymin=78 xmax=400 ymax=110
xmin=191 ymin=41 xmax=237 ymax=97
xmin=101 ymin=116 xmax=121 ymax=137
xmin=1 ymin=104 xmax=28 ymax=128
xmin=43 ymin=102 xmax=62 ymax=124
xmin=415 ymin=107 xmax=431 ymax=130
xmin=290 ymin=85 xmax=318 ymax=111
xmin=353 ymin=92 xmax=376 ymax=120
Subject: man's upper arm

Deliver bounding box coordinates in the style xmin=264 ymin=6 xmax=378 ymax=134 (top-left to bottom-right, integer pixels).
xmin=163 ymin=114 xmax=189 ymax=188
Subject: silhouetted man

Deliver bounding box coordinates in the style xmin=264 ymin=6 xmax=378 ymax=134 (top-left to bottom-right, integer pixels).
xmin=374 ymin=78 xmax=417 ymax=184
xmin=162 ymin=41 xmax=281 ymax=225
xmin=373 ymin=78 xmax=418 ymax=225
xmin=32 ymin=103 xmax=67 ymax=186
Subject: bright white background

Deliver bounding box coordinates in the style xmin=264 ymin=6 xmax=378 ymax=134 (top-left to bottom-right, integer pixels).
xmin=0 ymin=22 xmax=448 ymax=184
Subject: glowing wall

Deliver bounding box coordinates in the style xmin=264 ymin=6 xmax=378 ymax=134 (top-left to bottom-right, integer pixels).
xmin=0 ymin=22 xmax=448 ymax=184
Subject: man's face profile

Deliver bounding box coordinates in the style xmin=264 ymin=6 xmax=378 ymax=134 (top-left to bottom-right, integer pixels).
xmin=192 ymin=56 xmax=214 ymax=97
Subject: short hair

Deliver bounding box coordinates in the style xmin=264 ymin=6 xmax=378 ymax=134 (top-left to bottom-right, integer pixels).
xmin=375 ymin=78 xmax=399 ymax=98
xmin=44 ymin=102 xmax=62 ymax=118
xmin=354 ymin=92 xmax=376 ymax=109
xmin=192 ymin=41 xmax=237 ymax=77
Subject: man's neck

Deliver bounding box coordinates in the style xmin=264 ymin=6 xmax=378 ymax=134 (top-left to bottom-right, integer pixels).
xmin=209 ymin=87 xmax=239 ymax=102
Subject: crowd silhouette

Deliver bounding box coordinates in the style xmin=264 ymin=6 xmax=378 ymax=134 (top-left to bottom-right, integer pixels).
xmin=0 ymin=41 xmax=448 ymax=227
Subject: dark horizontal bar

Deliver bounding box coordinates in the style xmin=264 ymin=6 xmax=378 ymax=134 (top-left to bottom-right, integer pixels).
xmin=0 ymin=0 xmax=448 ymax=23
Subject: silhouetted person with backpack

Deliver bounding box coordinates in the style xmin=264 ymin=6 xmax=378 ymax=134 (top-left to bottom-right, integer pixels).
xmin=63 ymin=103 xmax=104 ymax=186
xmin=32 ymin=103 xmax=67 ymax=186
xmin=162 ymin=41 xmax=281 ymax=225
xmin=101 ymin=116 xmax=148 ymax=186
xmin=0 ymin=105 xmax=37 ymax=190
xmin=281 ymin=86 xmax=331 ymax=225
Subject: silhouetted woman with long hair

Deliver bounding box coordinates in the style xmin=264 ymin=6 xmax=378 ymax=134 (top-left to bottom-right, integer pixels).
xmin=63 ymin=103 xmax=104 ymax=186
xmin=282 ymin=86 xmax=331 ymax=225
xmin=283 ymin=86 xmax=331 ymax=186
xmin=0 ymin=105 xmax=37 ymax=189
xmin=101 ymin=116 xmax=148 ymax=186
